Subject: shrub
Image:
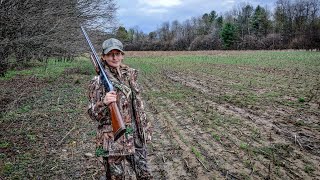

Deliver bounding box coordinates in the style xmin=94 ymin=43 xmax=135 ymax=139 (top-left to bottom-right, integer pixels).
xmin=189 ymin=34 xmax=222 ymax=50
xmin=261 ymin=33 xmax=284 ymax=50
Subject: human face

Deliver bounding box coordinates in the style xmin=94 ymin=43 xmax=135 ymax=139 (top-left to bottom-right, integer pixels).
xmin=102 ymin=49 xmax=124 ymax=68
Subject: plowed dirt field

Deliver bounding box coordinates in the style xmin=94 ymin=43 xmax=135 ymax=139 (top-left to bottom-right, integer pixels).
xmin=1 ymin=51 xmax=319 ymax=179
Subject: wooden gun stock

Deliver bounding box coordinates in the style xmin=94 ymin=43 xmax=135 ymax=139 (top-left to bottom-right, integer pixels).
xmin=109 ymin=102 xmax=126 ymax=141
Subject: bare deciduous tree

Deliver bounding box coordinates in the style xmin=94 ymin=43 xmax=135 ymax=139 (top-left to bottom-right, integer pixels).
xmin=0 ymin=0 xmax=117 ymax=75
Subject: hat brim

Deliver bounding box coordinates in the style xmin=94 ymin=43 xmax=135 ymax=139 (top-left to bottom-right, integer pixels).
xmin=103 ymin=47 xmax=124 ymax=54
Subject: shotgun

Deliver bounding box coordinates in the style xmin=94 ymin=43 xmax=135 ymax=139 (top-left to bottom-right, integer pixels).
xmin=81 ymin=26 xmax=126 ymax=141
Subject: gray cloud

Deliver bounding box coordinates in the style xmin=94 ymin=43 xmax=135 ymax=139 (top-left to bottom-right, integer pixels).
xmin=117 ymin=0 xmax=277 ymax=33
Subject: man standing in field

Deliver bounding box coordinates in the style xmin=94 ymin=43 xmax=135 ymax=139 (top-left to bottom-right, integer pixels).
xmin=87 ymin=38 xmax=153 ymax=179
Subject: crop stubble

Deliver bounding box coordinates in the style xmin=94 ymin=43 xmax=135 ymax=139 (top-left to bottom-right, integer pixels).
xmin=0 ymin=51 xmax=319 ymax=179
xmin=127 ymin=51 xmax=320 ymax=179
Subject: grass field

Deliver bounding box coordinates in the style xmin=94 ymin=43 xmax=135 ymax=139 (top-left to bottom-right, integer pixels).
xmin=0 ymin=51 xmax=319 ymax=179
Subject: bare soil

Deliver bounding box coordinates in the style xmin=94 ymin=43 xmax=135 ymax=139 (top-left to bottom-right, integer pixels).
xmin=141 ymin=71 xmax=320 ymax=180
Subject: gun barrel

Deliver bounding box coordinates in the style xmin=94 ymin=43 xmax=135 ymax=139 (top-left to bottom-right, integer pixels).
xmin=80 ymin=26 xmax=114 ymax=91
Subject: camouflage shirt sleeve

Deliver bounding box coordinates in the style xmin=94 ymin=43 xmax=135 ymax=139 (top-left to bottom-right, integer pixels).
xmin=87 ymin=76 xmax=112 ymax=132
xmin=130 ymin=69 xmax=152 ymax=143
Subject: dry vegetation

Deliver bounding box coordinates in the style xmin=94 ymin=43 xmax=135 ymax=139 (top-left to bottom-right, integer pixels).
xmin=0 ymin=51 xmax=319 ymax=179
xmin=126 ymin=50 xmax=320 ymax=179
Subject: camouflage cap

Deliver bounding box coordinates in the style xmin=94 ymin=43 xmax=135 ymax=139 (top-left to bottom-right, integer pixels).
xmin=102 ymin=38 xmax=124 ymax=54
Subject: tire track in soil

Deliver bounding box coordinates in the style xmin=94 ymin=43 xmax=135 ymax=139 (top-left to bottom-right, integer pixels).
xmin=141 ymin=76 xmax=261 ymax=179
xmin=166 ymin=71 xmax=320 ymax=155
xmin=163 ymin=71 xmax=320 ymax=179
xmin=142 ymin=74 xmax=317 ymax=179
xmin=154 ymin=97 xmax=270 ymax=179
xmin=141 ymin=76 xmax=248 ymax=179
xmin=142 ymin=76 xmax=254 ymax=177
xmin=142 ymin=74 xmax=292 ymax=179
xmin=166 ymin=96 xmax=305 ymax=180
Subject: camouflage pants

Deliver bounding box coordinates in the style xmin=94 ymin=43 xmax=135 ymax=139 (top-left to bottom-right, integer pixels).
xmin=103 ymin=146 xmax=152 ymax=180
xmin=102 ymin=107 xmax=152 ymax=179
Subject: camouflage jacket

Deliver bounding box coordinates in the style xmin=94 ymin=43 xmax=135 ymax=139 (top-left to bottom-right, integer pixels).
xmin=87 ymin=63 xmax=151 ymax=157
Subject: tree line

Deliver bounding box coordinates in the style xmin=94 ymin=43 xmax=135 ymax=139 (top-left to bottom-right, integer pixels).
xmin=1 ymin=0 xmax=319 ymax=76
xmin=115 ymin=0 xmax=320 ymax=51
xmin=0 ymin=0 xmax=117 ymax=76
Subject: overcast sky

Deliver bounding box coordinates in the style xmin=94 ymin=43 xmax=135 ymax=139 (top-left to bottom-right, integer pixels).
xmin=116 ymin=0 xmax=277 ymax=33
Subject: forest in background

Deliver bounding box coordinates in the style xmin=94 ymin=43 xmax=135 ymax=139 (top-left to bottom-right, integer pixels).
xmin=1 ymin=0 xmax=320 ymax=76
xmin=119 ymin=0 xmax=320 ymax=51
